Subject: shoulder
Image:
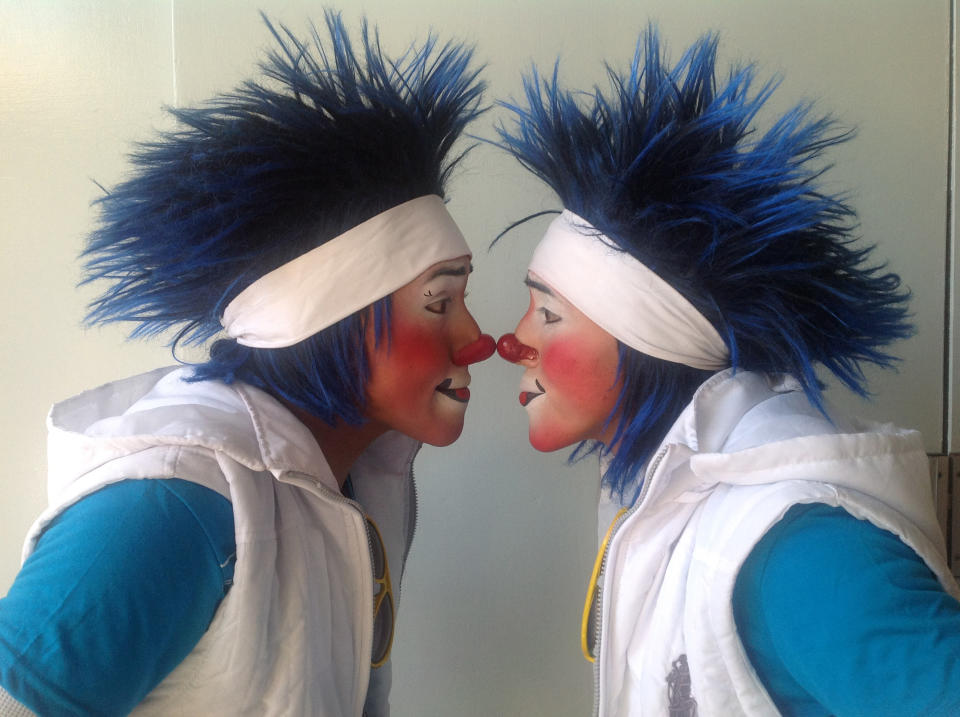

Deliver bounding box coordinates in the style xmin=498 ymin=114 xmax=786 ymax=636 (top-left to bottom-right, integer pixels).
xmin=734 ymin=502 xmax=960 ymax=716
xmin=0 ymin=478 xmax=235 ymax=715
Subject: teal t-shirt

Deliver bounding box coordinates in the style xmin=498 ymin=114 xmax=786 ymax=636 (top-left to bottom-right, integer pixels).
xmin=733 ymin=502 xmax=960 ymax=716
xmin=0 ymin=478 xmax=235 ymax=716
xmin=5 ymin=484 xmax=959 ymax=715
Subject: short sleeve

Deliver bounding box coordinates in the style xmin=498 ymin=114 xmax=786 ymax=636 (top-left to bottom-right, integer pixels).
xmin=734 ymin=502 xmax=960 ymax=717
xmin=0 ymin=478 xmax=235 ymax=716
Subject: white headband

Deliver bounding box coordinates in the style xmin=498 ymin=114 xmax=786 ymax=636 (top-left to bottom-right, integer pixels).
xmin=528 ymin=210 xmax=729 ymax=371
xmin=221 ymin=195 xmax=471 ymax=348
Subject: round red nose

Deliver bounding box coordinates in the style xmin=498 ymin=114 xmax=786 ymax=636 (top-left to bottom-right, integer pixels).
xmin=496 ymin=333 xmax=539 ymax=363
xmin=452 ymin=334 xmax=496 ymax=366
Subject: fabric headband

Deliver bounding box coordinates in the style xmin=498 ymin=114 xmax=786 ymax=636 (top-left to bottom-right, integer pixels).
xmin=221 ymin=195 xmax=471 ymax=348
xmin=528 ymin=210 xmax=730 ymax=371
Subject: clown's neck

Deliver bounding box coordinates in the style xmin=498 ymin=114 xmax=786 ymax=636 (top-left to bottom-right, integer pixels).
xmin=279 ymin=399 xmax=387 ymax=491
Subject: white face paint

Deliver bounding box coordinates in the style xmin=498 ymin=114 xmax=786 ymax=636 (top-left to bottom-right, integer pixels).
xmin=364 ymin=255 xmax=485 ymax=446
xmin=506 ymin=272 xmax=623 ymax=452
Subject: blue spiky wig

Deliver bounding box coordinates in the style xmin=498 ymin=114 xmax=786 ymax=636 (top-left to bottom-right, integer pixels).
xmin=82 ymin=11 xmax=485 ymax=426
xmin=496 ymin=27 xmax=911 ymax=501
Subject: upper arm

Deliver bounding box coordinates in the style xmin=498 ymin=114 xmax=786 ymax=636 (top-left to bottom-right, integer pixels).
xmin=734 ymin=503 xmax=960 ymax=717
xmin=0 ymin=478 xmax=235 ymax=716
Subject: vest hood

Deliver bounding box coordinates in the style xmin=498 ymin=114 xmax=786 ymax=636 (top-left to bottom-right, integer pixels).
xmin=46 ymin=367 xmax=339 ymax=499
xmin=633 ymin=369 xmax=937 ymax=549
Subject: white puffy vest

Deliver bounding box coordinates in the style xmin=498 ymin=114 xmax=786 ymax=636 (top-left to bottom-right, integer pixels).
xmin=594 ymin=370 xmax=960 ymax=716
xmin=24 ymin=367 xmax=419 ymax=717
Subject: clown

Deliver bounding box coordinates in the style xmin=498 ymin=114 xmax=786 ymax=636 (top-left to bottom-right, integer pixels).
xmin=0 ymin=13 xmax=491 ymax=717
xmin=496 ymin=28 xmax=960 ymax=716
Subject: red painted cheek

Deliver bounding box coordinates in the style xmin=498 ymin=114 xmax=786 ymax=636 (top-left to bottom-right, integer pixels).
xmin=370 ymin=321 xmax=448 ymax=399
xmin=541 ymin=337 xmax=609 ymax=405
xmin=387 ymin=322 xmax=447 ymax=364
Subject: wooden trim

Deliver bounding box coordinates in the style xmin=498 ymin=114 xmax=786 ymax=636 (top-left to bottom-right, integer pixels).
xmin=928 ymin=454 xmax=956 ymax=576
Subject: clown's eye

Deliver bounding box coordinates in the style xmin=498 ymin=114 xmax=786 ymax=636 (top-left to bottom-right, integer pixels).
xmin=540 ymin=307 xmax=560 ymax=324
xmin=426 ymin=298 xmax=451 ymax=314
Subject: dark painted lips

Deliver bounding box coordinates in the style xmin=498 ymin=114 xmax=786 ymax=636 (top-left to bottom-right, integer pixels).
xmin=436 ymin=377 xmax=470 ymax=403
xmin=519 ymin=380 xmax=545 ymax=407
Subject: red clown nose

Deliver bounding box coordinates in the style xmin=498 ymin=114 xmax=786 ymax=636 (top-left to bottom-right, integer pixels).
xmin=496 ymin=333 xmax=538 ymax=363
xmin=452 ymin=334 xmax=496 ymax=366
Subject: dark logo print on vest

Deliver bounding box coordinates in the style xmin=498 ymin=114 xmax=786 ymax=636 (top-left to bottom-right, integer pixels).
xmin=667 ymin=654 xmax=697 ymax=717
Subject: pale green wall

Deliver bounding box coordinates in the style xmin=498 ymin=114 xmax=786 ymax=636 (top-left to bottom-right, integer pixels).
xmin=0 ymin=2 xmax=951 ymax=715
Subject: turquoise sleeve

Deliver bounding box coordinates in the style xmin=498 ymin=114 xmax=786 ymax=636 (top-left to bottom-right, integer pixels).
xmin=0 ymin=478 xmax=235 ymax=716
xmin=733 ymin=502 xmax=960 ymax=717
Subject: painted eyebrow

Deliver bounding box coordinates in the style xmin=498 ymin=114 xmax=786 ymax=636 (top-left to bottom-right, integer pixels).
xmin=524 ymin=276 xmax=554 ymax=296
xmin=427 ymin=262 xmax=474 ymax=280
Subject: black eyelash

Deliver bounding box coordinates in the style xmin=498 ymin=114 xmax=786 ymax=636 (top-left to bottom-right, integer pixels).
xmin=425 ymin=298 xmax=450 ymax=314
xmin=540 ymin=307 xmax=560 ymax=324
